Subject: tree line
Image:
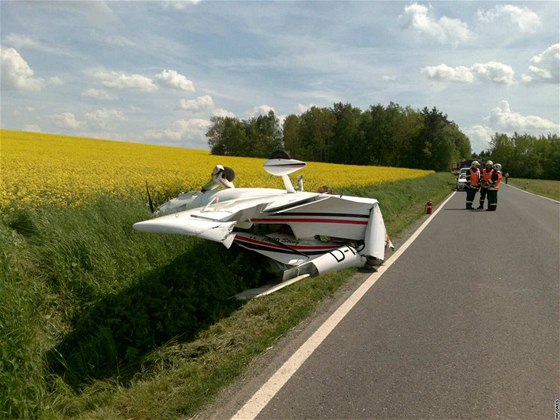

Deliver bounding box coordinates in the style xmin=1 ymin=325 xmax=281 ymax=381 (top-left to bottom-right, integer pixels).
xmin=476 ymin=132 xmax=560 ymax=180
xmin=207 ymin=102 xmax=471 ymax=172
xmin=206 ymin=101 xmax=559 ymax=179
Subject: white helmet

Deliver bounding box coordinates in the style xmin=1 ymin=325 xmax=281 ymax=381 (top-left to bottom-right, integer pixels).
xmin=493 ymin=163 xmax=502 ymax=171
xmin=486 ymin=160 xmax=494 ymax=166
xmin=471 ymin=160 xmax=480 ymax=168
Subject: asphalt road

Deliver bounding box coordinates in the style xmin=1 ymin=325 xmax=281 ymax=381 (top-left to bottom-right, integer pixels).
xmin=212 ymin=185 xmax=560 ymax=419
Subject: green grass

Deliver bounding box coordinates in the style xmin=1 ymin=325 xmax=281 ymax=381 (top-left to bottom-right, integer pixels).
xmin=0 ymin=172 xmax=455 ymax=419
xmin=507 ymin=177 xmax=560 ymax=201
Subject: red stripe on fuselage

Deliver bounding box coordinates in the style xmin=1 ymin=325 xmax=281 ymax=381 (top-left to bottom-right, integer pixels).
xmin=235 ymin=235 xmax=338 ymax=251
xmin=250 ymin=217 xmax=368 ymax=225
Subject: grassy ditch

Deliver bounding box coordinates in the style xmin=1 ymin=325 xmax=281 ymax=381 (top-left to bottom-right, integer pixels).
xmin=0 ymin=172 xmax=454 ymax=419
xmin=506 ymin=177 xmax=560 ymax=201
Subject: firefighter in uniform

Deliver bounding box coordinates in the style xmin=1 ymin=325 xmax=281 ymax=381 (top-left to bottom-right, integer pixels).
xmin=465 ymin=160 xmax=481 ymax=209
xmin=487 ymin=163 xmax=503 ymax=211
xmin=478 ymin=160 xmax=494 ymax=209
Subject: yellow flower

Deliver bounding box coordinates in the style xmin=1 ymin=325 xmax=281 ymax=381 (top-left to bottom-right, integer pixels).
xmin=0 ymin=130 xmax=432 ymax=210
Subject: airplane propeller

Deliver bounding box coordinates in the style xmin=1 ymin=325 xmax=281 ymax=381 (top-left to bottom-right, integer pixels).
xmin=145 ymin=180 xmax=155 ymax=213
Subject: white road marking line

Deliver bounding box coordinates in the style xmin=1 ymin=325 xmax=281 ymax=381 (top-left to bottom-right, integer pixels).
xmin=232 ymin=192 xmax=457 ymax=419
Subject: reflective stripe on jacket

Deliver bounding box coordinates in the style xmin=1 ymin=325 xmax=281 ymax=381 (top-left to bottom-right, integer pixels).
xmin=481 ymin=168 xmax=494 ymax=187
xmin=468 ymin=168 xmax=481 ymax=188
xmin=489 ymin=171 xmax=503 ymax=190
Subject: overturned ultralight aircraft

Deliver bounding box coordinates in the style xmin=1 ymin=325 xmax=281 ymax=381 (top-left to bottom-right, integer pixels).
xmin=133 ymin=151 xmax=393 ymax=298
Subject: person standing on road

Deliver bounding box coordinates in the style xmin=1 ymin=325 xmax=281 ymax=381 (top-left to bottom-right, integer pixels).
xmin=487 ymin=163 xmax=503 ymax=211
xmin=465 ymin=160 xmax=481 ymax=209
xmin=478 ymin=160 xmax=494 ymax=209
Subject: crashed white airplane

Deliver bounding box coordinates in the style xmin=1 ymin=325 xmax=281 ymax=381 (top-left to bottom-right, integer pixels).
xmin=133 ymin=151 xmax=393 ymax=298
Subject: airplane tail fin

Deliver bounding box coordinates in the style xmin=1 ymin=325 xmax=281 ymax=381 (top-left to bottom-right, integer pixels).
xmin=263 ymin=150 xmax=306 ymax=194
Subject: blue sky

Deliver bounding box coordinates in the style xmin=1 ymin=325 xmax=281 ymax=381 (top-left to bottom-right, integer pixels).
xmin=1 ymin=1 xmax=558 ymax=153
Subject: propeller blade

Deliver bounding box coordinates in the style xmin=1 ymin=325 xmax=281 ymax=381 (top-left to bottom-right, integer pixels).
xmin=145 ymin=180 xmax=155 ymax=213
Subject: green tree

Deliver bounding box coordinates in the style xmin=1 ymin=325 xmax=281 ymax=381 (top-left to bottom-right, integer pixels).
xmin=543 ymin=134 xmax=560 ymax=179
xmin=208 ymin=111 xmax=282 ymax=157
xmin=393 ymin=106 xmax=423 ymax=168
xmin=453 ymin=128 xmax=472 ymax=161
xmin=208 ymin=101 xmax=475 ymax=173
xmin=207 ymin=116 xmax=248 ymax=156
xmin=330 ymin=103 xmax=363 ymax=163
xmin=283 ymin=114 xmax=301 ymax=158
xmin=245 ymin=111 xmax=283 ymax=157
xmin=488 ymin=132 xmax=560 ymax=180
xmin=489 ymin=132 xmax=515 ymax=173
xmin=298 ymin=106 xmax=336 ymax=162
xmin=407 ymin=107 xmax=447 ymax=170
xmin=360 ymin=104 xmax=387 ymax=166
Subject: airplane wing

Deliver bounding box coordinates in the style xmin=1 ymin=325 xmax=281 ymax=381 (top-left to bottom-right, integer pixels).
xmin=133 ymin=213 xmax=237 ymax=248
xmin=133 ymin=191 xmax=386 ymax=258
xmin=133 ymin=192 xmax=328 ymax=248
xmin=262 ymin=195 xmax=330 ymax=213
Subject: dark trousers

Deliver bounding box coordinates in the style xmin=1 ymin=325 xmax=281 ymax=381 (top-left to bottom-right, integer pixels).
xmin=487 ymin=189 xmax=498 ymax=210
xmin=479 ymin=187 xmax=489 ymax=207
xmin=466 ymin=187 xmax=478 ymax=209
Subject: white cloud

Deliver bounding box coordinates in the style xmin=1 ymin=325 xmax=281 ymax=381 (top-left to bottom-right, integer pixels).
xmin=82 ymin=88 xmax=117 ymax=100
xmin=465 ymin=101 xmax=559 ymax=153
xmin=49 ymin=76 xmax=63 ymax=86
xmin=248 ymin=105 xmax=276 ymax=118
xmin=212 ymin=108 xmax=236 ymax=118
xmin=91 ymin=31 xmax=136 ymax=48
xmin=4 ymin=32 xmax=68 ymax=56
xmin=50 ymin=112 xmax=86 ymax=130
xmin=180 ymin=95 xmax=213 ymax=113
xmin=463 ymin=125 xmax=495 ymax=153
xmin=471 ymin=62 xmax=516 ymax=85
xmin=2 ymin=1 xmax=557 ymax=153
xmin=297 ymin=104 xmax=317 ymax=114
xmin=84 ymin=108 xmax=125 ymax=130
xmin=485 ymin=100 xmax=559 ymax=133
xmin=422 ymin=62 xmax=515 ymax=85
xmin=78 ymin=65 xmax=196 ymax=103
xmin=155 ymin=69 xmax=195 ymax=92
xmin=38 ymin=1 xmax=116 ymax=29
xmin=4 ymin=33 xmax=39 ymax=49
xmin=399 ymin=3 xmax=474 ymax=46
xmin=522 ymin=44 xmax=559 ymax=85
xmin=94 ymin=70 xmax=157 ymax=92
xmin=11 ymin=107 xmax=33 ymax=117
xmin=144 ymin=118 xmax=211 ymax=148
xmin=0 ymin=47 xmax=45 ymax=91
xmin=49 ymin=109 xmax=125 ymax=132
xmin=161 ymin=0 xmax=201 ymax=11
xmin=421 ymin=64 xmax=474 ymax=83
xmin=477 ymin=5 xmax=542 ymax=34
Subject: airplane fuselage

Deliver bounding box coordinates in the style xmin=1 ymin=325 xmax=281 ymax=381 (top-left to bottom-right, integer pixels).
xmin=133 ymin=156 xmax=390 ymax=287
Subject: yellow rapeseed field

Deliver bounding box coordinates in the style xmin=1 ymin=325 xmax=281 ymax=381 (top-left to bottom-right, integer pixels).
xmin=0 ymin=129 xmax=432 ymax=210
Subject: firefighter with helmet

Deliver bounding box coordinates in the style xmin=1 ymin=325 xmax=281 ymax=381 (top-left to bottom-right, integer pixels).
xmin=487 ymin=163 xmax=503 ymax=211
xmin=465 ymin=160 xmax=481 ymax=209
xmin=478 ymin=160 xmax=494 ymax=209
